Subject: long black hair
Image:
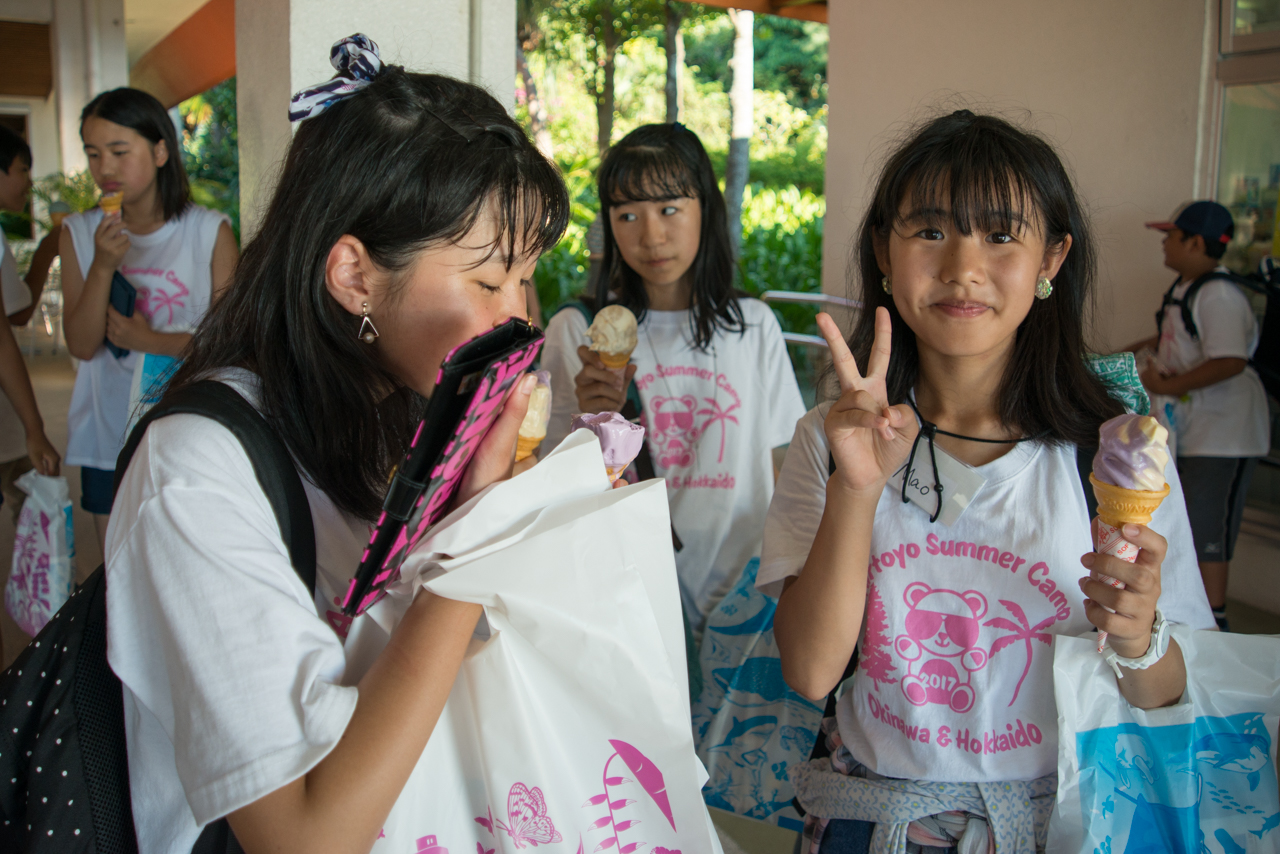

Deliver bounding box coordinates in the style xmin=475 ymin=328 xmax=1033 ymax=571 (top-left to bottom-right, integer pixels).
xmin=848 ymin=110 xmax=1122 ymax=447
xmin=597 ymin=123 xmax=743 ymax=351
xmin=164 ymin=69 xmax=569 ymax=519
xmin=81 ymin=88 xmax=189 ymax=222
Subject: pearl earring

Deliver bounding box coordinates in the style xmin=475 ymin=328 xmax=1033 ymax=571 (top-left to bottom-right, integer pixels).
xmin=358 ymin=302 xmax=379 ymax=343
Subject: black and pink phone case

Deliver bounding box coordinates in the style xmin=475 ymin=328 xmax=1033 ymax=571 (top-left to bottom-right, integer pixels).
xmin=341 ymin=318 xmax=544 ymax=616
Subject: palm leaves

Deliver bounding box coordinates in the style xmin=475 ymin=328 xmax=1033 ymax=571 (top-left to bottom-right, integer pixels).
xmin=983 ymin=599 xmax=1059 ymax=706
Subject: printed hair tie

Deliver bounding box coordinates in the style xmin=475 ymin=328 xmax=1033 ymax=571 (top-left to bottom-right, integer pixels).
xmin=289 ymin=33 xmax=384 ymax=123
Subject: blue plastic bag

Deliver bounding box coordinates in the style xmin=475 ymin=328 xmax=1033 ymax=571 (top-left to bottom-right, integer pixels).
xmin=692 ymin=558 xmax=823 ymax=831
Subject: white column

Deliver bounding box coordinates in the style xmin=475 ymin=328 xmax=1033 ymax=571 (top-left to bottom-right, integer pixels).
xmin=236 ymin=0 xmax=515 ymax=239
xmin=50 ymin=0 xmax=128 ymax=175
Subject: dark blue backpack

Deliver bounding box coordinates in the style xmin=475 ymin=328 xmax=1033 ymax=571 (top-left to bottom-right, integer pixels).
xmin=0 ymin=381 xmax=315 ymax=854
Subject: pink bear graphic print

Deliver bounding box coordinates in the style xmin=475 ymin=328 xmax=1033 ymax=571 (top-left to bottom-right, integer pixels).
xmin=649 ymin=395 xmax=698 ymax=469
xmin=893 ymin=582 xmax=989 ymax=713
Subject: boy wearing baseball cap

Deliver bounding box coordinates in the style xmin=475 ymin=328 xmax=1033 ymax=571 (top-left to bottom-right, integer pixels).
xmin=1127 ymin=200 xmax=1269 ymax=630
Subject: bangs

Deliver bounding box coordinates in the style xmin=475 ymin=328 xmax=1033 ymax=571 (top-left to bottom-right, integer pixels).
xmin=887 ymin=129 xmax=1050 ymax=239
xmin=389 ymin=132 xmax=569 ymax=270
xmin=603 ymin=144 xmax=699 ymax=204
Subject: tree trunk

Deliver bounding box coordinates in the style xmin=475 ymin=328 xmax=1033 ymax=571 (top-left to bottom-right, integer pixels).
xmin=595 ymin=17 xmax=618 ymax=156
xmin=664 ymin=1 xmax=684 ymax=124
xmin=724 ymin=8 xmax=754 ymax=260
xmin=516 ymin=40 xmax=554 ymax=158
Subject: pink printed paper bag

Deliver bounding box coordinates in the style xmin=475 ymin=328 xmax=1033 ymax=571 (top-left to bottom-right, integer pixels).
xmin=344 ymin=431 xmax=722 ymax=854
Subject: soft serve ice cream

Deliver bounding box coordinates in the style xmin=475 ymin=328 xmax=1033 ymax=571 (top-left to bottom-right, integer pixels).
xmin=516 ymin=371 xmax=553 ymax=462
xmin=571 ymin=411 xmax=645 ymax=483
xmin=1088 ymin=414 xmax=1172 ymax=657
xmin=587 ymin=305 xmax=638 ymax=390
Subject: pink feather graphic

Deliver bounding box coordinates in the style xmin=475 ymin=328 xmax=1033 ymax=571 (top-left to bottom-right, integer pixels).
xmin=608 ymin=740 xmax=675 ymax=832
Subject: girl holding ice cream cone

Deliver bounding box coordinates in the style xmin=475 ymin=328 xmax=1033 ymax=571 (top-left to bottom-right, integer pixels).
xmin=759 ymin=111 xmax=1215 ymax=853
xmin=541 ymin=123 xmax=806 ymax=631
xmin=59 ymin=87 xmax=238 ymax=551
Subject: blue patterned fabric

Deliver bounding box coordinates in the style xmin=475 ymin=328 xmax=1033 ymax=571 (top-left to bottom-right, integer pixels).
xmin=1087 ymin=352 xmax=1150 ymax=416
xmin=289 ymin=34 xmax=383 ymax=123
xmin=692 ymin=558 xmax=821 ymax=831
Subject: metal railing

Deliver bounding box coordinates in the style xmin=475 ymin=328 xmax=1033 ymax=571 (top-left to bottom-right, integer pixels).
xmin=760 ymin=290 xmax=862 ymax=350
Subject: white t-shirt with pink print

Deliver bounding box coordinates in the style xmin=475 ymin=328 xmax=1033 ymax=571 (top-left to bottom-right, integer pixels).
xmin=757 ymin=404 xmax=1216 ymax=783
xmin=542 ymin=298 xmax=805 ymax=627
xmin=64 ymin=204 xmax=228 ymax=470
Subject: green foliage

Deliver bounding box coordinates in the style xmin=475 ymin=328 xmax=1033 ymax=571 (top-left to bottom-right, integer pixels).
xmin=180 ymin=77 xmax=239 ymax=239
xmin=683 ymin=11 xmax=828 ymax=114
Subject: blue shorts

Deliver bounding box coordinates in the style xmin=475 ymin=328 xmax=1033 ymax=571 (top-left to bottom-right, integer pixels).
xmin=80 ymin=466 xmax=115 ymax=515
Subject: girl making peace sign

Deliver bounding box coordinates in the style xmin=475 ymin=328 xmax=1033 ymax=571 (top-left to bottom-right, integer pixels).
xmin=757 ymin=111 xmax=1214 ymax=853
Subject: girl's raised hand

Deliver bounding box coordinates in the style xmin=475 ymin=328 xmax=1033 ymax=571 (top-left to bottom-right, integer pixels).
xmin=819 ymin=308 xmax=917 ymax=496
xmin=91 ymin=212 xmax=131 ymax=273
xmin=574 ymin=345 xmax=637 ymax=414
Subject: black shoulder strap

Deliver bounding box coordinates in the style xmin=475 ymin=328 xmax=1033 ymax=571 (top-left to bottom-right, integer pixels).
xmin=1076 ymin=444 xmax=1098 ymax=521
xmin=112 ymin=380 xmax=317 ymax=594
xmin=1161 ymin=270 xmax=1263 ymax=342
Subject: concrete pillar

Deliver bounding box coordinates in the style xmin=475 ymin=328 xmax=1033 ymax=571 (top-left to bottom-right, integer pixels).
xmin=51 ymin=0 xmax=127 ymax=174
xmin=235 ymin=0 xmax=516 ymax=239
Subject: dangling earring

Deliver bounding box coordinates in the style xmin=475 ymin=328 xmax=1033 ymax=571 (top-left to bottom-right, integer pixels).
xmin=881 ymin=276 xmax=892 ymax=295
xmin=358 ymin=301 xmax=379 ymax=343
xmin=1035 ymin=276 xmax=1053 ymax=300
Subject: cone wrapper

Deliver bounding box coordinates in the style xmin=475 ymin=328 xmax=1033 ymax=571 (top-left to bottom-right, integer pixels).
xmin=1089 ymin=474 xmax=1169 ymax=653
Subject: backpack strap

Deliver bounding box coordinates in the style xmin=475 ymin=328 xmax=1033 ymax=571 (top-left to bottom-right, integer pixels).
xmin=113 ymin=379 xmax=317 ymax=594
xmin=1157 ymin=270 xmax=1264 ymax=343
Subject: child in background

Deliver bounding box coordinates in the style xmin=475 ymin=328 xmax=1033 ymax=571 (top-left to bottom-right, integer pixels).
xmin=60 ymin=87 xmax=238 ymax=551
xmin=1125 ymin=201 xmax=1268 ymax=631
xmin=0 ymin=125 xmax=60 ymax=519
xmin=104 ymin=36 xmax=568 ymax=852
xmin=760 ymin=111 xmax=1214 ymax=852
xmin=540 ymin=123 xmax=805 ymax=631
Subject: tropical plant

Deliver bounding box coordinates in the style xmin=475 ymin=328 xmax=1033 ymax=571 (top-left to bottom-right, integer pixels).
xmin=180 ymin=77 xmax=240 ymax=239
xmin=984 ymin=599 xmax=1061 ymax=706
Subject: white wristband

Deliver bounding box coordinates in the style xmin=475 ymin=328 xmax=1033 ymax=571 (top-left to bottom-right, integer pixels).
xmin=1103 ymin=608 xmax=1170 ymax=680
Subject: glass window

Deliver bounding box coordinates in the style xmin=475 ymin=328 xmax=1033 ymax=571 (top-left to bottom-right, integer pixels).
xmin=1235 ymin=0 xmax=1280 ymax=36
xmin=1217 ymin=82 xmax=1280 ymax=274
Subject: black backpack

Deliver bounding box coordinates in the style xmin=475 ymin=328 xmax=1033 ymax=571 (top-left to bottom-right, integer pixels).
xmin=0 ymin=381 xmax=316 ymax=854
xmin=1156 ymin=263 xmax=1280 ymax=401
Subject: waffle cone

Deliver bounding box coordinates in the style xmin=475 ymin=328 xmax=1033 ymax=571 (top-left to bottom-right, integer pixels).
xmin=605 ymin=463 xmax=628 ymax=483
xmin=515 ymin=433 xmax=544 ymax=462
xmin=1088 ymin=474 xmax=1170 ymax=526
xmin=596 ymin=349 xmax=632 ymax=370
xmin=100 ymin=192 xmax=123 ymax=214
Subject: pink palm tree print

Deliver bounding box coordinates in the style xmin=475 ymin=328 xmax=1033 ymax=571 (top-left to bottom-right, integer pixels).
xmin=696 ymin=397 xmax=739 ymax=463
xmin=983 ymin=599 xmax=1060 ymax=706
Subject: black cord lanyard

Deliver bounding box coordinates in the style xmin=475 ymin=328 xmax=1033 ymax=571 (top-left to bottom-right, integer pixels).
xmin=903 ymin=398 xmax=1049 ymax=523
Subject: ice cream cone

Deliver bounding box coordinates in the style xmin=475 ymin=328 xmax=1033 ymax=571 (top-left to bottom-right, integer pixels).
xmin=605 ymin=463 xmax=629 ymax=483
xmin=1088 ymin=475 xmax=1170 ymax=527
xmin=598 ymin=349 xmax=632 ymax=370
xmin=100 ymin=192 xmax=123 ymax=214
xmin=515 ymin=432 xmax=544 ymax=462
xmin=597 ymin=349 xmax=632 ymax=390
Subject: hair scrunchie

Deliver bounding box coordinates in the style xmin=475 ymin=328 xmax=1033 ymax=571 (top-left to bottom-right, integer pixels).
xmin=289 ymin=33 xmax=384 ymax=123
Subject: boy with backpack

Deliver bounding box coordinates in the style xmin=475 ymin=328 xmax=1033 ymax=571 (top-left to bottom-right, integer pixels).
xmin=1127 ymin=200 xmax=1270 ymax=631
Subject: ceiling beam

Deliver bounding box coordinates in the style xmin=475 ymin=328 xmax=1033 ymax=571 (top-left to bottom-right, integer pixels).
xmin=694 ymin=0 xmax=826 ymax=24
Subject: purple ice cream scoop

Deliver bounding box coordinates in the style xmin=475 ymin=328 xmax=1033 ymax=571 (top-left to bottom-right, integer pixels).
xmin=572 ymin=412 xmax=646 ymax=481
xmin=1092 ymin=414 xmax=1169 ymax=491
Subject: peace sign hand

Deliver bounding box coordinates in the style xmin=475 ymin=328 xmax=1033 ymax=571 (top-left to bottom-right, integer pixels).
xmin=819 ymin=308 xmax=918 ymax=497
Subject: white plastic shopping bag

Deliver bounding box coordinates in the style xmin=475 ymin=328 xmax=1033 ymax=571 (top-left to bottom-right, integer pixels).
xmin=6 ymin=470 xmax=75 ymax=636
xmin=1050 ymin=626 xmax=1280 ymax=854
xmin=347 ymin=430 xmax=723 ymax=854
xmin=692 ymin=557 xmax=820 ymax=831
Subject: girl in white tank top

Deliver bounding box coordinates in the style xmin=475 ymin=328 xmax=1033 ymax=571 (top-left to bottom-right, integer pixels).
xmin=59 ymin=87 xmax=238 ymax=549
